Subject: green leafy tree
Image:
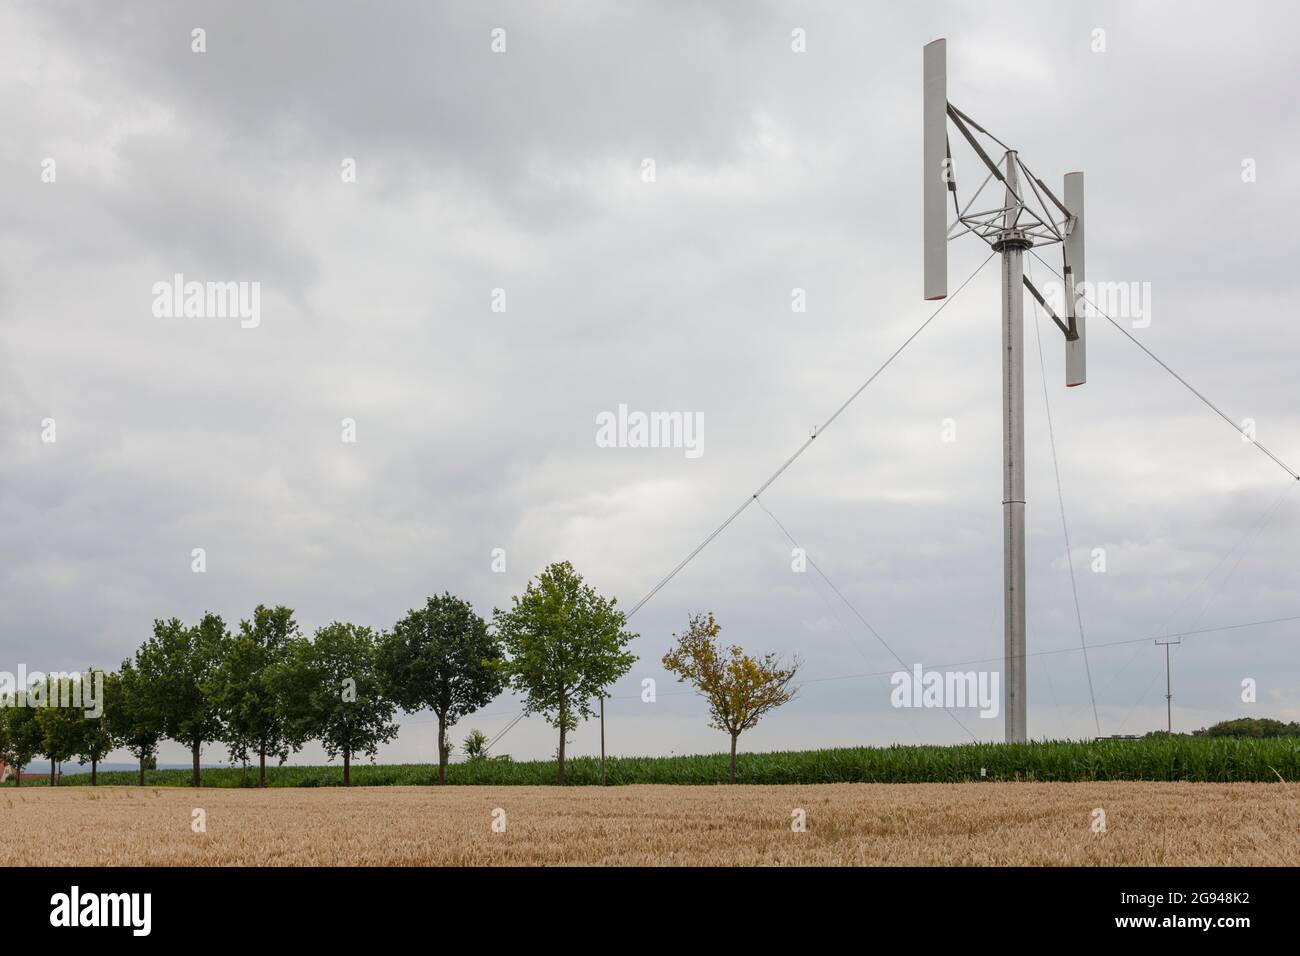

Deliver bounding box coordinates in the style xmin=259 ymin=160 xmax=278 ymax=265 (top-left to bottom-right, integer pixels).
xmin=462 ymin=728 xmax=489 ymax=761
xmin=380 ymin=593 xmax=504 ymax=784
xmin=142 ymin=613 xmax=229 ymax=787
xmin=72 ymin=669 xmax=117 ymax=786
xmin=104 ymin=657 xmax=165 ymax=785
xmin=214 ymin=605 xmax=299 ymax=786
xmin=35 ymin=675 xmax=83 ymax=786
xmin=0 ymin=707 xmax=17 ymax=785
xmin=2 ymin=699 xmax=43 ymax=786
xmin=1193 ymin=717 xmax=1300 ymax=738
xmin=270 ymin=623 xmax=398 ymax=786
xmin=493 ymin=562 xmax=637 ymax=784
xmin=662 ymin=612 xmax=800 ymax=783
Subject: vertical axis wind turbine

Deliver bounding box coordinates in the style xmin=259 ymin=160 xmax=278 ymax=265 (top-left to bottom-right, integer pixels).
xmin=924 ymin=38 xmax=1088 ymax=743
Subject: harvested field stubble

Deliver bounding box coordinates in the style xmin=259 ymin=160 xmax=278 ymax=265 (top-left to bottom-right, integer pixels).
xmin=2 ymin=782 xmax=1296 ymax=866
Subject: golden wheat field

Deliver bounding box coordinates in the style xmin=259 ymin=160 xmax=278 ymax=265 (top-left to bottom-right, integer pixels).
xmin=2 ymin=782 xmax=1296 ymax=866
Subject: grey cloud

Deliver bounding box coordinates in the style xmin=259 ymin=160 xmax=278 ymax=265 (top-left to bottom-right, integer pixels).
xmin=1 ymin=1 xmax=1296 ymax=765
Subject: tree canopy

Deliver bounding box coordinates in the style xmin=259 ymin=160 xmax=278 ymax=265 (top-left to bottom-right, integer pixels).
xmin=214 ymin=604 xmax=299 ymax=785
xmin=662 ymin=612 xmax=799 ymax=783
xmin=493 ymin=561 xmax=637 ymax=783
xmin=271 ymin=622 xmax=398 ymax=786
xmin=380 ymin=593 xmax=504 ymax=783
xmin=141 ymin=613 xmax=229 ymax=786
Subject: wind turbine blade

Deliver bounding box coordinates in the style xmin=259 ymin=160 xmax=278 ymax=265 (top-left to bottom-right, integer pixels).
xmin=924 ymin=38 xmax=948 ymax=300
xmin=1064 ymin=171 xmax=1086 ymax=386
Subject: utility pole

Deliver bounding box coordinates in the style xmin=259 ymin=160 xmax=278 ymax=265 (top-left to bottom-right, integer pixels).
xmin=1155 ymin=639 xmax=1180 ymax=733
xmin=599 ymin=696 xmax=606 ymax=785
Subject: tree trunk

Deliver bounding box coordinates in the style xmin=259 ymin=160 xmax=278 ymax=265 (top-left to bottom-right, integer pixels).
xmin=191 ymin=740 xmax=201 ymax=787
xmin=437 ymin=714 xmax=447 ymax=785
xmin=50 ymin=758 xmax=56 ymax=787
xmin=729 ymin=733 xmax=739 ymax=784
xmin=139 ymin=755 xmax=146 ymax=787
xmin=91 ymin=758 xmax=98 ymax=787
xmin=259 ymin=749 xmax=266 ymax=788
xmin=343 ymin=750 xmax=351 ymax=787
xmin=557 ymin=712 xmax=567 ymax=785
xmin=14 ymin=764 xmax=21 ymax=787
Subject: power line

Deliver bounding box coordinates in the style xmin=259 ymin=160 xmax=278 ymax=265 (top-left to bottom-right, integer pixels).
xmin=1059 ymin=481 xmax=1295 ymax=729
xmin=574 ymin=612 xmax=1299 ymax=704
xmin=1092 ymin=481 xmax=1294 ymax=728
xmin=1110 ymin=664 xmax=1167 ymax=737
xmin=793 ymin=613 xmax=1300 ymax=688
xmin=402 ymin=705 xmax=528 ymax=727
xmin=473 ymin=608 xmax=1298 ymax=746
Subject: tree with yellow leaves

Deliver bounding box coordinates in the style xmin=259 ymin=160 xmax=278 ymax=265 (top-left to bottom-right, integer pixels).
xmin=662 ymin=612 xmax=800 ymax=783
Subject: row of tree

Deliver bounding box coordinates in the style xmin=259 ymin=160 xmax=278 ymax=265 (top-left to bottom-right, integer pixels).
xmin=0 ymin=673 xmax=117 ymax=786
xmin=1 ymin=561 xmax=800 ymax=786
xmin=1142 ymin=718 xmax=1300 ymax=739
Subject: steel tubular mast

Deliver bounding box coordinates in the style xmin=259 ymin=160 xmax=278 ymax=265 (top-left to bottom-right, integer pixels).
xmin=925 ymin=38 xmax=1085 ymax=742
xmin=994 ymin=154 xmax=1031 ymax=743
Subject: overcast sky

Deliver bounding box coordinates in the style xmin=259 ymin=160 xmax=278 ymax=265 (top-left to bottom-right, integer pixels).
xmin=3 ymin=0 xmax=1298 ymax=769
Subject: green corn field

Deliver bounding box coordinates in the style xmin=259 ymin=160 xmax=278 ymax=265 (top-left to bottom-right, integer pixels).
xmin=21 ymin=735 xmax=1300 ymax=787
